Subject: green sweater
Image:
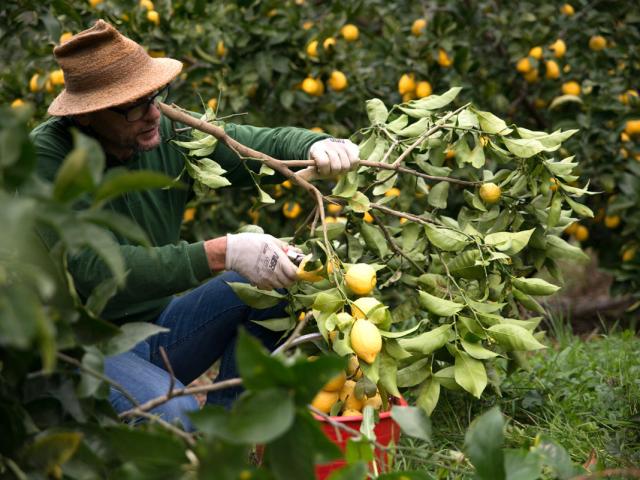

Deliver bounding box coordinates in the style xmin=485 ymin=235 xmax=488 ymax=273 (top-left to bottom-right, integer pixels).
xmin=31 ymin=114 xmax=324 ymax=325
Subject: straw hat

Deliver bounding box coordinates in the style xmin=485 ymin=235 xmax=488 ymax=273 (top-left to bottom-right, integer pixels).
xmin=48 ymin=20 xmax=182 ymax=116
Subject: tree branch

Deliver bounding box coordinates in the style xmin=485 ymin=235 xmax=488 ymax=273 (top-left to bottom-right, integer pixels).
xmin=369 ymin=211 xmax=426 ymax=273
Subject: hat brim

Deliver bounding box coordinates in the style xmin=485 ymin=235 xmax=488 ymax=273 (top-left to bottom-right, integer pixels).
xmin=48 ymin=58 xmax=182 ymax=116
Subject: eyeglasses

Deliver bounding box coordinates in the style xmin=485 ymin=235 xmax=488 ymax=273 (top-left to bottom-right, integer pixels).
xmin=109 ymin=84 xmax=170 ymax=122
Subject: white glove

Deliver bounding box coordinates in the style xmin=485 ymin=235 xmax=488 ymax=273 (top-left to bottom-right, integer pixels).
xmin=225 ymin=233 xmax=298 ymax=290
xmin=309 ymin=138 xmax=360 ymax=177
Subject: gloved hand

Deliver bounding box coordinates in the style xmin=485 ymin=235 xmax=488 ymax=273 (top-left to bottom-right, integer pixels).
xmin=225 ymin=233 xmax=298 ymax=290
xmin=309 ymin=138 xmax=360 ymax=177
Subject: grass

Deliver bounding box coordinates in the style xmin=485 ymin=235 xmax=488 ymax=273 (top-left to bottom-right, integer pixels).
xmin=394 ymin=323 xmax=640 ymax=478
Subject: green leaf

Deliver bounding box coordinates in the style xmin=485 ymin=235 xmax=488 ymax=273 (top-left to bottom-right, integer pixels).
xmin=386 ymin=114 xmax=409 ymax=133
xmin=53 ymin=149 xmax=94 ymax=202
xmin=397 ymin=117 xmax=430 ymax=137
xmin=366 ymin=98 xmax=389 ymax=124
xmin=412 ymin=86 xmax=462 ymax=110
xmin=186 ymin=157 xmax=231 ymax=189
xmin=424 ymin=224 xmax=470 ymax=252
xmin=348 ymin=191 xmax=370 ymax=213
xmin=488 ymin=324 xmax=546 ymax=351
xmin=79 ymin=210 xmax=150 ymax=247
xmin=327 ymin=461 xmax=369 ymax=480
xmin=511 ymin=277 xmax=560 ymax=296
xmin=103 ymin=322 xmax=169 ymax=356
xmin=416 ymin=378 xmax=441 ymax=416
xmin=485 ymin=229 xmax=535 ymax=255
xmin=454 ymin=351 xmax=487 ymax=398
xmin=360 ymin=222 xmax=390 ymax=258
xmin=548 ymin=194 xmax=562 ymax=228
xmin=379 ymin=351 xmax=401 ymax=397
xmin=332 ymin=170 xmax=360 ymax=198
xmin=237 ymin=329 xmax=294 ymax=390
xmin=466 ymin=142 xmax=486 ymax=168
xmin=398 ymin=324 xmax=452 ymax=354
xmin=545 ymin=235 xmax=589 ymax=263
xmin=427 ymin=181 xmax=449 ymax=209
xmin=24 ymin=432 xmax=83 ymax=472
xmin=227 ymin=282 xmax=285 ymax=308
xmin=396 ymin=357 xmax=432 ymax=387
xmin=418 ymin=291 xmax=464 ymax=317
xmin=548 ymin=94 xmax=583 ymax=110
xmin=77 ymin=348 xmax=104 ymax=398
xmin=473 ymin=109 xmax=513 ymax=135
xmin=312 ymin=288 xmax=344 ymax=313
xmin=534 ymin=439 xmax=578 ymax=480
xmin=503 ymin=137 xmax=560 ymax=158
xmin=461 ymin=340 xmax=499 ymax=360
xmin=464 ymin=407 xmax=506 ymax=480
xmin=565 ymin=196 xmax=594 ymax=218
xmin=94 ymin=169 xmax=178 ymax=204
xmin=190 ymin=389 xmax=295 ymax=444
xmin=251 ymin=316 xmax=294 ymax=331
xmin=433 ymin=366 xmax=462 ymax=391
xmin=504 ymin=449 xmax=542 ymax=480
xmin=391 ymin=405 xmax=432 ymax=442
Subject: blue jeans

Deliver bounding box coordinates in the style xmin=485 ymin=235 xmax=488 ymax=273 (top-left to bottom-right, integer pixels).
xmin=104 ymin=272 xmax=287 ymax=431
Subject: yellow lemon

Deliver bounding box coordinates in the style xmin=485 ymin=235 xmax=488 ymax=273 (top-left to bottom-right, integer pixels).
xmin=306 ymin=40 xmax=319 ymax=57
xmin=207 ymin=97 xmax=218 ymax=110
xmin=340 ymin=24 xmax=359 ymax=42
xmin=516 ymin=57 xmax=532 ymax=74
xmin=297 ymin=254 xmax=324 ymax=282
xmin=363 ymin=392 xmax=382 ymax=410
xmin=44 ymin=79 xmax=53 ymax=93
xmin=351 ymin=296 xmax=382 ymax=320
xmin=523 ymin=69 xmax=539 ymax=83
xmin=437 ymin=48 xmax=453 ymax=68
xmin=402 ymin=92 xmax=415 ymax=102
xmin=328 ymin=70 xmax=348 ymax=91
xmin=573 ymin=225 xmax=589 ymax=242
xmin=59 ymin=32 xmax=73 ymax=44
xmin=339 ymin=380 xmax=364 ymax=411
xmin=545 ymin=60 xmax=560 ymax=79
xmin=479 ymin=182 xmax=501 ymax=204
xmin=384 ymin=187 xmax=401 ymax=198
xmin=624 ymin=119 xmax=640 ymax=137
xmin=147 ymin=10 xmax=160 ymax=25
xmin=622 ymin=248 xmax=637 ymax=262
xmin=301 ymin=76 xmax=321 ymax=96
xmin=363 ymin=211 xmax=374 ymax=223
xmin=140 ymin=0 xmax=154 ymax=10
xmin=327 ymin=203 xmax=342 ymax=215
xmin=282 ymin=201 xmax=302 ymax=219
xmin=620 ymin=132 xmax=630 ymax=142
xmin=323 ymin=371 xmax=347 ymax=392
xmin=589 ymin=35 xmax=606 ymax=51
xmin=346 ymin=355 xmax=363 ymax=379
xmin=302 ymin=20 xmax=313 ymax=30
xmin=281 ymin=180 xmax=292 ymax=189
xmin=563 ymin=222 xmax=578 ymax=235
xmin=49 ymin=69 xmax=64 ymax=86
xmin=182 ymin=207 xmax=196 ymax=223
xmin=216 ymin=40 xmax=226 ymax=57
xmin=311 ymin=390 xmax=339 ymax=414
xmin=619 ymin=89 xmax=638 ymax=105
xmin=89 ymin=0 xmax=103 ymax=6
xmin=11 ymin=99 xmax=25 ymax=108
xmin=345 ymin=264 xmax=377 ymax=296
xmin=323 ymin=37 xmax=336 ymax=50
xmin=550 ymin=39 xmax=567 ymax=58
xmin=350 ymin=319 xmax=382 ymax=364
xmin=604 ymin=215 xmax=621 ymax=229
xmin=563 ymin=64 xmax=571 ymax=73
xmin=529 ymin=46 xmax=543 ymax=59
xmin=341 ymin=409 xmax=362 ymax=417
xmin=398 ymin=73 xmax=416 ymax=95
xmin=549 ymin=178 xmax=559 ymax=192
xmin=411 ymin=18 xmax=427 ymax=36
xmin=560 ymin=4 xmax=575 ymax=15
xmin=562 ymin=81 xmax=581 ymax=96
xmin=415 ymin=80 xmax=432 ymax=98
xmin=310 ymin=126 xmax=324 ymax=133
xmin=445 ymin=148 xmax=455 ymax=160
xmin=29 ymin=73 xmax=40 ymax=93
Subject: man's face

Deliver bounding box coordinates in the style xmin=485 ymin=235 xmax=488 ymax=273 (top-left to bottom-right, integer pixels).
xmin=76 ymin=91 xmax=163 ymax=159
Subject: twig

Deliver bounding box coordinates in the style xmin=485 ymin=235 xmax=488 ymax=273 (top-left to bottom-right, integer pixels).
xmin=159 ymin=346 xmax=175 ymax=398
xmin=369 ymin=202 xmax=438 ymax=225
xmin=57 ymin=352 xmax=140 ymax=408
xmin=370 ymin=211 xmax=426 ymax=273
xmin=271 ymin=311 xmax=311 ymax=356
xmin=133 ymin=410 xmax=196 ymax=446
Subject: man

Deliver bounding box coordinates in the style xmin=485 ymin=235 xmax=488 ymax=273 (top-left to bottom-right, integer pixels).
xmin=31 ymin=20 xmax=359 ymax=431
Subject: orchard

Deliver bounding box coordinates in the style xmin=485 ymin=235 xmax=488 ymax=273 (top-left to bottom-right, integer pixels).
xmin=1 ymin=1 xmax=639 ymax=480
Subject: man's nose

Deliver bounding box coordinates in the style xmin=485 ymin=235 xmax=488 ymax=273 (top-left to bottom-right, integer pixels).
xmin=145 ymin=102 xmax=161 ymax=121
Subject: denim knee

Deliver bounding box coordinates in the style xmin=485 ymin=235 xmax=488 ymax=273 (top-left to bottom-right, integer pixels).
xmin=150 ymin=394 xmax=199 ymax=432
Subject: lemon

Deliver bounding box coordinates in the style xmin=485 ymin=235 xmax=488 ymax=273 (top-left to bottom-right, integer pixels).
xmin=327 ymin=203 xmax=342 ymax=215
xmin=29 ymin=73 xmax=40 ymax=93
xmin=49 ymin=69 xmax=64 ymax=86
xmin=302 ymin=21 xmax=314 ymax=30
xmin=301 ymin=77 xmax=321 ymax=96
xmin=545 ymin=60 xmax=560 ymax=79
xmin=415 ymin=81 xmax=432 ymax=98
xmin=328 ymin=70 xmax=348 ymax=91
xmin=529 ymin=46 xmax=543 ymax=59
xmin=402 ymin=92 xmax=415 ymax=102
xmin=59 ymin=32 xmax=73 ymax=44
xmin=516 ymin=57 xmax=532 ymax=74
xmin=140 ymin=0 xmax=154 ymax=10
xmin=207 ymin=97 xmax=218 ymax=110
xmin=310 ymin=127 xmax=324 ymax=133
xmin=384 ymin=187 xmax=400 ymax=198
xmin=350 ymin=319 xmax=382 ymax=364
xmin=563 ymin=222 xmax=578 ymax=235
xmin=340 ymin=24 xmax=359 ymax=42
xmin=624 ymin=119 xmax=640 ymax=137
xmin=573 ymin=225 xmax=589 ymax=242
xmin=323 ymin=37 xmax=336 ymax=50
xmin=562 ymin=81 xmax=581 ymax=96
xmin=341 ymin=409 xmax=362 ymax=417
xmin=339 ymin=379 xmax=365 ymax=410
xmin=620 ymin=131 xmax=630 ymax=142
xmin=399 ymin=217 xmax=408 ymax=225
xmin=437 ymin=48 xmax=453 ymax=68
xmin=398 ymin=73 xmax=416 ymax=95
xmin=411 ymin=18 xmax=427 ymax=36
xmin=323 ymin=371 xmax=347 ymax=392
xmin=523 ymin=69 xmax=539 ymax=83
xmin=147 ymin=10 xmax=160 ymax=25
xmin=604 ymin=215 xmax=621 ymax=229
xmin=445 ymin=148 xmax=455 ymax=160
xmin=589 ymin=35 xmax=606 ymax=51
xmin=311 ymin=390 xmax=339 ymax=414
xmin=479 ymin=182 xmax=501 ymax=204
xmin=281 ymin=180 xmax=292 ymax=189
xmin=306 ymin=40 xmax=319 ymax=57
xmin=297 ymin=254 xmax=324 ymax=282
xmin=560 ymin=4 xmax=575 ymax=15
xmin=282 ymin=201 xmax=302 ymax=219
xmin=346 ymin=355 xmax=363 ymax=379
xmin=622 ymin=248 xmax=637 ymax=262
xmin=89 ymin=0 xmax=103 ymax=6
xmin=351 ymin=296 xmax=382 ymax=320
xmin=363 ymin=211 xmax=374 ymax=223
xmin=336 ymin=312 xmax=355 ymax=331
xmin=363 ymin=392 xmax=382 ymax=410
xmin=549 ymin=39 xmax=567 ymax=58
xmin=549 ymin=178 xmax=559 ymax=192
xmin=619 ymin=90 xmax=638 ymax=105
xmin=216 ymin=40 xmax=226 ymax=57
xmin=11 ymin=99 xmax=25 ymax=108
xmin=182 ymin=207 xmax=196 ymax=223
xmin=345 ymin=264 xmax=376 ymax=296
